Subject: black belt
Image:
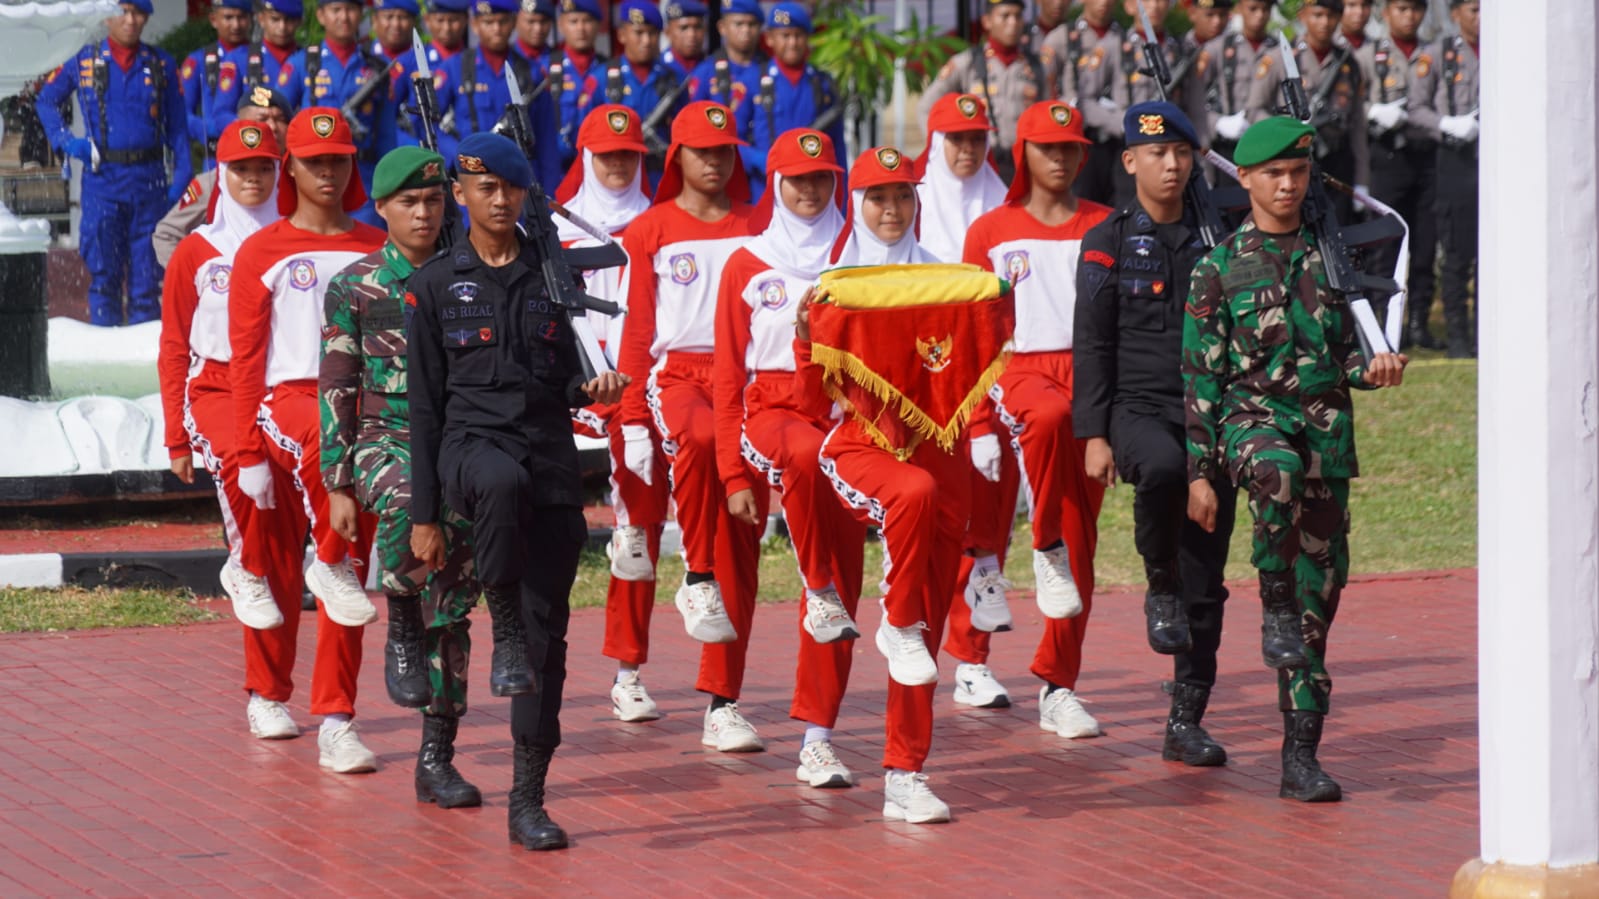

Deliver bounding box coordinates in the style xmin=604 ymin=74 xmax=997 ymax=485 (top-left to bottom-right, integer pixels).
xmin=101 ymin=147 xmax=164 ymax=165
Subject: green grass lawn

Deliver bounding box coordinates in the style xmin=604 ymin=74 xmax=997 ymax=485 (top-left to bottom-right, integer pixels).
xmin=0 ymin=587 xmax=219 ymax=632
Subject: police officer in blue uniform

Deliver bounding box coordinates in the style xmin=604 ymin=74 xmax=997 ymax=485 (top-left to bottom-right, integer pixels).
xmin=210 ymin=0 xmax=304 ymax=137
xmin=549 ymin=0 xmax=609 ymax=168
xmin=179 ymin=0 xmax=252 ymax=168
xmin=277 ymin=0 xmax=400 ymax=226
xmin=425 ymin=0 xmax=473 ymax=67
xmin=433 ymin=0 xmax=562 ymax=189
xmin=660 ymin=1 xmax=709 ymax=84
xmin=514 ymin=0 xmax=556 ymax=66
xmin=604 ymin=0 xmax=690 ymax=185
xmin=690 ymin=0 xmax=766 ymax=197
xmin=745 ymin=2 xmax=846 ymax=200
xmin=38 ymin=0 xmax=190 ymax=327
xmin=369 ymin=0 xmax=424 ymax=142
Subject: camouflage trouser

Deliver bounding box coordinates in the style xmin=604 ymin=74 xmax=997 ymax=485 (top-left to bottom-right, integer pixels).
xmin=1228 ymin=427 xmax=1350 ymax=715
xmin=355 ymin=432 xmax=480 ymax=718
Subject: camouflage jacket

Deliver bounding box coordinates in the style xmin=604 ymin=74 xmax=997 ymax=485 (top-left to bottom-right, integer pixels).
xmin=320 ymin=241 xmax=415 ymax=492
xmin=1182 ymin=217 xmax=1374 ymax=483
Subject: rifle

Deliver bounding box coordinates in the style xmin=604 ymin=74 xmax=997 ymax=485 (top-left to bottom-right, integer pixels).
xmin=409 ymin=32 xmax=465 ymax=250
xmin=501 ymin=66 xmax=626 ymax=381
xmin=1277 ymin=42 xmax=1404 ymax=357
xmin=639 ymin=72 xmax=691 ymax=159
xmin=339 ymin=51 xmax=392 ymax=144
xmin=1133 ymin=1 xmax=1228 ymax=248
xmin=203 ymin=50 xmax=220 ymax=170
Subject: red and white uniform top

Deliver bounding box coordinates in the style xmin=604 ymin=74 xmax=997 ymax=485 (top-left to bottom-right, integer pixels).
xmin=618 ymin=201 xmax=756 ymax=424
xmin=157 ymin=235 xmax=231 ymax=458
xmin=963 ymin=201 xmax=1111 ymax=354
xmin=228 ymin=219 xmax=385 ymax=465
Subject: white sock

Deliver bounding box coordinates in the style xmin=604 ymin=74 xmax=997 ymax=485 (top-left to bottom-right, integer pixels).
xmin=804 ymin=583 xmax=836 ymax=600
xmin=321 ymin=713 xmax=351 ymax=733
xmin=803 ymin=725 xmax=831 ymax=747
xmin=617 ymin=666 xmax=639 ymax=684
xmin=887 ymin=767 xmax=913 ymax=780
xmin=972 ymin=554 xmax=1000 ymax=577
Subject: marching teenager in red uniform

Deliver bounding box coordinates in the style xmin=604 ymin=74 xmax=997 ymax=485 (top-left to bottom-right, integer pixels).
xmin=616 ymin=101 xmax=763 ymax=745
xmin=228 ymin=107 xmax=386 ymax=772
xmin=916 ymin=93 xmax=1020 ymax=711
xmin=713 ymin=128 xmax=863 ymax=776
xmin=159 ymin=120 xmax=289 ymax=633
xmin=965 ymin=101 xmax=1112 ymax=740
xmin=555 ymin=105 xmax=671 ymax=723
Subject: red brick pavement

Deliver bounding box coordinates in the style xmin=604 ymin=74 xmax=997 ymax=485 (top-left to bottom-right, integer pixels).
xmin=0 ymin=569 xmax=1477 ymax=897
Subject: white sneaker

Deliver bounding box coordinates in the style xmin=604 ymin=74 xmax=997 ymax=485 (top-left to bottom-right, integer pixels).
xmin=802 ymin=588 xmax=860 ymax=644
xmin=675 ymin=579 xmax=737 ymax=643
xmin=964 ymin=568 xmax=1014 ymax=632
xmin=795 ymin=740 xmax=853 ymax=788
xmin=701 ymin=703 xmax=764 ymax=752
xmin=611 ymin=670 xmax=662 ymax=722
xmin=318 ymin=720 xmax=378 ymax=773
xmin=882 ymin=770 xmax=951 ymax=824
xmin=1038 ymin=686 xmax=1102 ymax=739
xmin=1033 ymin=545 xmax=1083 ymax=619
xmin=607 ymin=525 xmax=656 ymax=582
xmin=246 ymin=694 xmax=300 ymax=740
xmin=952 ymin=662 xmax=1011 ymax=709
xmin=305 ymin=558 xmax=378 ymax=627
xmin=221 ymin=560 xmax=283 ymax=630
xmin=875 ymin=602 xmax=938 ymax=686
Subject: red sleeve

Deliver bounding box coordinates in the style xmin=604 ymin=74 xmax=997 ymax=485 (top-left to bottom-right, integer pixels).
xmin=228 ymin=234 xmax=274 ymax=467
xmin=616 ymin=215 xmax=660 ymax=426
xmin=712 ymin=251 xmax=757 ymax=497
xmin=157 ymin=237 xmax=206 ymax=458
xmin=962 ymin=212 xmax=997 ymax=270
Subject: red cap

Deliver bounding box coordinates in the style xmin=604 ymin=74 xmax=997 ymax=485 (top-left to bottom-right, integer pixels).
xmin=750 ymin=128 xmax=844 ymax=231
xmin=1004 ymin=101 xmax=1091 ymax=204
xmin=830 ymin=146 xmax=921 ymax=264
xmin=216 ymin=118 xmax=282 ymax=164
xmin=277 ymin=108 xmax=367 ymax=215
xmin=914 ymin=93 xmax=997 ymax=178
xmin=557 ymin=104 xmax=650 ymax=203
xmin=653 ymin=100 xmax=750 ymax=205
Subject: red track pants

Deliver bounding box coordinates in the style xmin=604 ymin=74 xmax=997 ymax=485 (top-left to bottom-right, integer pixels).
xmin=990 ymin=352 xmax=1105 ymax=690
xmin=599 ymin=407 xmax=671 ymax=668
xmin=821 ymin=422 xmax=970 ymax=772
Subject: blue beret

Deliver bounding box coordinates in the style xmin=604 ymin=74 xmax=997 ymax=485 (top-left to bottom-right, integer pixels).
xmin=556 ymin=0 xmax=602 ymax=17
xmin=259 ymin=0 xmax=304 ymax=16
xmin=665 ymin=0 xmax=707 ymax=19
xmin=1123 ymin=101 xmax=1200 ymax=149
xmin=766 ymin=2 xmax=812 ymax=32
xmin=455 ymin=132 xmax=533 ymax=190
xmin=617 ymin=0 xmax=663 ymax=29
xmin=429 ymin=0 xmax=470 ymax=12
xmin=720 ymin=0 xmax=761 ymax=16
xmin=470 ymin=0 xmax=518 ymax=15
xmin=374 ymin=0 xmax=421 ymax=13
xmin=121 ymin=0 xmax=153 ymax=14
xmin=520 ymin=0 xmax=555 ymax=15
xmin=214 ymin=0 xmax=253 ymax=11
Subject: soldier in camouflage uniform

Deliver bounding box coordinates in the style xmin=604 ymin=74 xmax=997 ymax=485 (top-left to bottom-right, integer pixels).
xmin=1183 ymin=117 xmax=1407 ymax=803
xmin=320 ymin=146 xmax=483 ymax=809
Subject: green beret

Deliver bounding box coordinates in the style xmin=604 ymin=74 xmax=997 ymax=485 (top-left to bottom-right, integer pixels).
xmin=371 ymin=146 xmax=448 ymax=200
xmin=1233 ymin=116 xmax=1317 ymax=168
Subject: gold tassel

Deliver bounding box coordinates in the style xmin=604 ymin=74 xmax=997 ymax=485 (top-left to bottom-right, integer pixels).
xmin=811 ymin=342 xmax=1013 ymax=458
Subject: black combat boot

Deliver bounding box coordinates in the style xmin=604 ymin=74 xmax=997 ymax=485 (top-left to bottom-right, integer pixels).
xmin=384 ymin=594 xmax=431 ymax=708
xmin=1279 ymin=710 xmax=1343 ymax=802
xmin=1162 ymin=682 xmax=1226 ymax=767
xmin=414 ymin=714 xmax=482 ymax=808
xmin=483 ymin=582 xmax=533 ymax=697
xmin=1142 ymin=559 xmax=1192 ymax=655
xmin=508 ymin=740 xmax=569 ymax=851
xmin=1259 ymin=571 xmax=1308 ymax=670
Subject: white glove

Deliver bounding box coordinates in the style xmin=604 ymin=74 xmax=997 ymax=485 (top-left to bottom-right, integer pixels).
xmin=1352 ymin=184 xmax=1371 ymax=215
xmin=622 ymin=424 xmax=655 ymax=486
xmin=238 ymin=462 xmax=276 ymax=510
xmin=1440 ymin=114 xmax=1480 ymax=143
xmin=970 ymin=433 xmax=1003 ymax=483
xmin=1096 ymin=96 xmax=1119 ymax=110
xmin=1367 ymin=101 xmax=1408 ymax=133
xmin=1215 ymin=112 xmax=1248 ymax=142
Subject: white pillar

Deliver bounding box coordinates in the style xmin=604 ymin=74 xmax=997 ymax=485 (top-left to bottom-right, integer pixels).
xmin=1456 ymin=0 xmax=1599 ymax=893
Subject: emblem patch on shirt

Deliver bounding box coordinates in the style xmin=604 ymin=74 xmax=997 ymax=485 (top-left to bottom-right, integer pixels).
xmin=450 ymin=281 xmax=480 ymax=302
xmin=208 ymin=264 xmax=232 ymax=293
xmin=1003 ymin=250 xmax=1031 ymax=285
xmin=670 ymin=252 xmax=698 ymax=285
xmin=757 ymin=277 xmax=787 ymax=309
xmin=446 ymin=326 xmax=495 ymax=346
xmin=1130 ymin=235 xmax=1156 ymax=257
xmin=1083 ymin=250 xmax=1115 ymax=268
xmin=916 ymin=334 xmax=953 ymax=373
xmin=537 ymin=319 xmax=561 ymax=342
xmin=288 ymin=258 xmax=318 ymax=290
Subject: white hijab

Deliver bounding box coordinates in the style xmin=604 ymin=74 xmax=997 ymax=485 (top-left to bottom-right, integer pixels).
xmin=745 ymin=172 xmax=846 ymax=281
xmin=197 ymin=160 xmax=280 ymax=258
xmin=556 ymin=148 xmax=651 ymax=242
xmin=916 ymin=130 xmax=1008 ymax=263
xmin=831 ymin=187 xmax=940 ymax=268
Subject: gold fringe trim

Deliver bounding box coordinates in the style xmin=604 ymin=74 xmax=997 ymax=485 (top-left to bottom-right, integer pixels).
xmin=811 ymin=342 xmax=1012 ymax=459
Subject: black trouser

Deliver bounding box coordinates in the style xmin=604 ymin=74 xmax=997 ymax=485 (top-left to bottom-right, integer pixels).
xmin=1109 ymin=408 xmax=1238 ymax=689
xmin=445 ymin=441 xmax=585 ymax=749
xmin=1436 ymin=143 xmax=1479 ymax=352
xmin=1074 ymin=138 xmax=1121 ymax=207
xmin=1370 ymin=139 xmax=1439 ymax=337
